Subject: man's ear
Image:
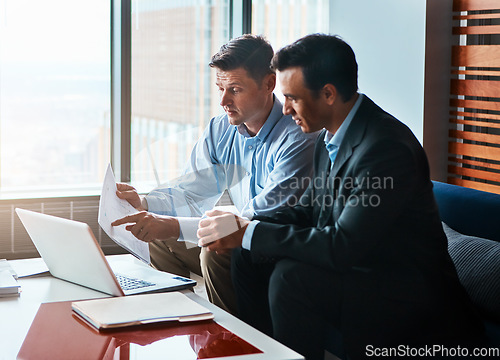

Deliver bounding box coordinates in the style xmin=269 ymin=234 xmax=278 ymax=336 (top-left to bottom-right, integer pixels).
xmin=263 ymin=73 xmax=276 ymax=93
xmin=322 ymin=84 xmax=337 ymax=105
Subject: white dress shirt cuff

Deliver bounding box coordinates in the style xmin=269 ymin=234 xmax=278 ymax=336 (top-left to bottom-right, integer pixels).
xmin=242 ymin=220 xmax=260 ymax=250
xmin=140 ymin=195 xmax=149 ymax=210
xmin=177 ymin=217 xmax=202 ymax=244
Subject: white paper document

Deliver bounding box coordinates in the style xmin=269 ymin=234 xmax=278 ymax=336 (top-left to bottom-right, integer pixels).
xmin=7 ymin=258 xmax=49 ymax=278
xmin=0 ymin=259 xmax=18 ymax=279
xmin=98 ymin=164 xmax=150 ymax=264
xmin=0 ymin=269 xmax=20 ymax=297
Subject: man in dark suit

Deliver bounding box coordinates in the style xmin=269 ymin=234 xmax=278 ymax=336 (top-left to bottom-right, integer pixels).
xmin=197 ymin=34 xmax=483 ymax=360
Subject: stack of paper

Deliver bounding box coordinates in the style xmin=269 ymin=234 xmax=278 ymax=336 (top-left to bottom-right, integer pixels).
xmin=72 ymin=291 xmax=214 ymax=330
xmin=0 ymin=261 xmax=21 ymax=297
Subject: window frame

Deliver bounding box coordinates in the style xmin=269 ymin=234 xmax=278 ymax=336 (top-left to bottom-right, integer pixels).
xmin=111 ymin=0 xmax=132 ymax=183
xmin=111 ymin=0 xmax=250 ymax=184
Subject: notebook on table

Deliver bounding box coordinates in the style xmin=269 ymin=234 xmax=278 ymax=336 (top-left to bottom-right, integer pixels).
xmin=72 ymin=292 xmax=214 ymax=330
xmin=15 ymin=208 xmax=196 ymax=296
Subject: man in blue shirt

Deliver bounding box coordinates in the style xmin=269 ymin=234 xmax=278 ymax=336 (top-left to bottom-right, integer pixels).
xmin=112 ymin=34 xmax=316 ymax=315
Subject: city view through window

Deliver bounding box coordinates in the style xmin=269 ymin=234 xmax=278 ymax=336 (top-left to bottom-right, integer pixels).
xmin=130 ymin=0 xmax=230 ymax=188
xmin=131 ymin=0 xmax=330 ymax=190
xmin=0 ymin=0 xmax=111 ymax=197
xmin=0 ymin=0 xmax=330 ymax=197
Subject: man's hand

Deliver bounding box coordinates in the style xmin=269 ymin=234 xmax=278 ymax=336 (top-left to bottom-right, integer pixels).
xmin=197 ymin=210 xmax=249 ymax=253
xmin=116 ymin=183 xmax=145 ymax=210
xmin=111 ymin=212 xmax=179 ymax=243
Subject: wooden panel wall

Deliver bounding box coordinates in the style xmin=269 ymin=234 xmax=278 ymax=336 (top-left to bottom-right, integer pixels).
xmin=449 ymin=0 xmax=500 ymax=194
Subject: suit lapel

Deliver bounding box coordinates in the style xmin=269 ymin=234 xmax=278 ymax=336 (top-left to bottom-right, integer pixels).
xmin=317 ymin=98 xmax=373 ymax=227
xmin=330 ymin=97 xmax=372 ymax=180
xmin=317 ymin=145 xmax=333 ymax=228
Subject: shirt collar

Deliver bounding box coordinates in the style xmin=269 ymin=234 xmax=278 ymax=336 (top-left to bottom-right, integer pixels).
xmin=324 ymin=93 xmax=364 ymax=147
xmin=237 ymin=95 xmax=283 ymax=141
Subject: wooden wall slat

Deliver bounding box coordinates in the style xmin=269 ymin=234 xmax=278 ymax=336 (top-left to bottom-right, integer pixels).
xmin=449 ymin=141 xmax=500 ymax=161
xmin=452 ymin=45 xmax=500 ymax=67
xmin=449 ymin=129 xmax=500 ymax=144
xmin=452 ymin=70 xmax=500 ymax=76
xmin=449 ymin=165 xmax=500 ymax=182
xmin=453 ymin=25 xmax=500 ymax=35
xmin=450 ymin=156 xmax=500 ymax=171
xmin=449 ymin=0 xmax=500 ymax=194
xmin=450 ymin=118 xmax=500 ymax=129
xmin=450 ymin=110 xmax=500 ymax=122
xmin=450 ymin=98 xmax=500 ymax=112
xmin=448 ymin=177 xmax=500 ymax=194
xmin=454 ymin=13 xmax=500 ymax=20
xmin=451 ymin=79 xmax=500 ymax=98
xmin=453 ymin=0 xmax=500 ymax=12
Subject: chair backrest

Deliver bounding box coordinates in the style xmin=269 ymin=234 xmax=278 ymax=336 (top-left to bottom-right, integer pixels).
xmin=432 ymin=181 xmax=500 ymax=243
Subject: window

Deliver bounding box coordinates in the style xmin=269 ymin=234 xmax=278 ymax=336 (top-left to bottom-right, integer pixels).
xmin=0 ymin=0 xmax=329 ymax=197
xmin=130 ymin=0 xmax=230 ymax=189
xmin=252 ymin=0 xmax=330 ymax=49
xmin=129 ymin=0 xmax=330 ymax=189
xmin=0 ymin=0 xmax=111 ymax=198
xmin=251 ymin=0 xmax=330 ymax=100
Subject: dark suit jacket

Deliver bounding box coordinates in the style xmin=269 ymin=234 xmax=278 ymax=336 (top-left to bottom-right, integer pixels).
xmin=251 ymin=96 xmax=482 ymax=354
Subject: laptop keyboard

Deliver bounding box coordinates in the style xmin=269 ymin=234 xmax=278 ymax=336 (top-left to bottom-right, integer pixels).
xmin=116 ymin=274 xmax=155 ymax=291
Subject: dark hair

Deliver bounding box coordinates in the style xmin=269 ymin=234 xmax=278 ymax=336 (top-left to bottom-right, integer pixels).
xmin=209 ymin=34 xmax=274 ymax=84
xmin=271 ymin=34 xmax=358 ymax=102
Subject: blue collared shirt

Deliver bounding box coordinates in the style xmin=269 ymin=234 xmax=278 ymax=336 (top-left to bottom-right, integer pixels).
xmin=324 ymin=93 xmax=364 ymax=165
xmin=145 ymin=97 xmax=317 ymax=241
xmin=242 ymin=93 xmax=364 ymax=250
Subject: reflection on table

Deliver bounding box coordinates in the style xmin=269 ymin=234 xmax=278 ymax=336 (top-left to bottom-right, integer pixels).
xmin=18 ymin=301 xmax=262 ymax=360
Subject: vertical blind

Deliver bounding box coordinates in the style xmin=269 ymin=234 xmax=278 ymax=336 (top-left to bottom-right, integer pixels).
xmin=449 ymin=0 xmax=500 ymax=194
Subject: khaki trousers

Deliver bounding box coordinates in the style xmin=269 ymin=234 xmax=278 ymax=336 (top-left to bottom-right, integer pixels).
xmin=149 ymin=239 xmax=237 ymax=315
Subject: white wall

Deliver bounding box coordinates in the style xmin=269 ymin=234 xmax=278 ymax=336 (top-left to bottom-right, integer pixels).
xmin=330 ymin=0 xmax=427 ymax=142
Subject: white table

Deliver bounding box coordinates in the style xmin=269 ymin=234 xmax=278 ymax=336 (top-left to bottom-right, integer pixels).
xmin=0 ymin=255 xmax=303 ymax=360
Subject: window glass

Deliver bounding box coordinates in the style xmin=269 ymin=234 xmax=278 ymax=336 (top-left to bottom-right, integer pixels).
xmin=131 ymin=0 xmax=230 ymax=188
xmin=0 ymin=0 xmax=111 ymax=197
xmin=251 ymin=0 xmax=330 ymax=99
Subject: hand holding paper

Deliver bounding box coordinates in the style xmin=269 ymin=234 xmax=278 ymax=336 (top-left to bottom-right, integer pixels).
xmin=115 ymin=183 xmax=146 ymax=211
xmin=98 ymin=164 xmax=150 ymax=263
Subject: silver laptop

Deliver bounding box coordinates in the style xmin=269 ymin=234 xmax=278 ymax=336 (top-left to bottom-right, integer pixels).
xmin=15 ymin=208 xmax=196 ymax=296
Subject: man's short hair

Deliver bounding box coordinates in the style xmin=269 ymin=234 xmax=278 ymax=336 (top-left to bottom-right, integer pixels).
xmin=210 ymin=34 xmax=274 ymax=84
xmin=271 ymin=34 xmax=358 ymax=102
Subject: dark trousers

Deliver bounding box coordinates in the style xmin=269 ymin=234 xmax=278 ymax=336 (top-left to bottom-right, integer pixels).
xmin=231 ymin=248 xmax=342 ymax=360
xmin=231 ymin=248 xmax=490 ymax=360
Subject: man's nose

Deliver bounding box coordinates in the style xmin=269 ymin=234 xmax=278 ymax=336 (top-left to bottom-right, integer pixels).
xmin=283 ymin=99 xmax=293 ymax=115
xmin=220 ymin=91 xmax=232 ymax=107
